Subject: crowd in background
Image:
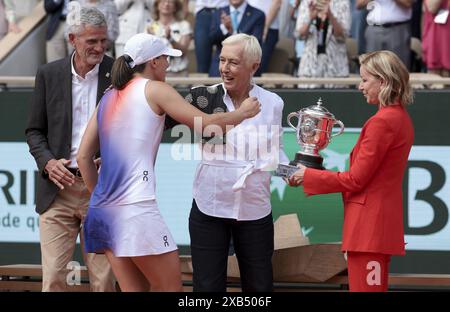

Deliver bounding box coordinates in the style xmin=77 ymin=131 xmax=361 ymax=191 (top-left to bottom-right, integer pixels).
xmin=1 ymin=0 xmax=449 ymax=82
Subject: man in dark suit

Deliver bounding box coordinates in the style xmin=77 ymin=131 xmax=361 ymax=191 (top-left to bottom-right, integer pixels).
xmin=208 ymin=0 xmax=265 ymax=76
xmin=25 ymin=7 xmax=115 ymax=292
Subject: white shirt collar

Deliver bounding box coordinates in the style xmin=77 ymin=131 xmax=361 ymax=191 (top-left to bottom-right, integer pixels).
xmin=221 ymin=82 xmax=257 ymax=112
xmin=230 ymin=1 xmax=247 ymax=15
xmin=71 ymin=53 xmax=100 ymax=81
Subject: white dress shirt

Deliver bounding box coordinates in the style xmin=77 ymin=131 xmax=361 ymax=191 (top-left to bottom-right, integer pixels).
xmin=366 ymin=0 xmax=412 ymax=25
xmin=193 ymin=83 xmax=289 ymax=221
xmin=70 ymin=54 xmax=99 ymax=168
xmin=195 ymin=0 xmax=229 ymax=13
xmin=247 ymin=0 xmax=280 ymax=29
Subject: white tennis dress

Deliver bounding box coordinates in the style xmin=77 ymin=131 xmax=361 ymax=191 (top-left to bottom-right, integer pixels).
xmin=83 ymin=77 xmax=177 ymax=257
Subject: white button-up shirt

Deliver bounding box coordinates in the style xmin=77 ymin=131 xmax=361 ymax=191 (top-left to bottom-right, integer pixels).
xmin=366 ymin=0 xmax=412 ymax=25
xmin=195 ymin=0 xmax=229 ymax=13
xmin=193 ymin=83 xmax=289 ymax=221
xmin=247 ymin=0 xmax=280 ymax=29
xmin=69 ymin=54 xmax=99 ymax=168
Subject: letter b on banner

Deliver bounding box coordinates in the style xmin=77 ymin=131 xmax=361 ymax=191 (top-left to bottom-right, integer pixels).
xmin=404 ymin=160 xmax=448 ymax=235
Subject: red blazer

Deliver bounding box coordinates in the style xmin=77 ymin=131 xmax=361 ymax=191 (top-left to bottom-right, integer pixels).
xmin=303 ymin=105 xmax=414 ymax=255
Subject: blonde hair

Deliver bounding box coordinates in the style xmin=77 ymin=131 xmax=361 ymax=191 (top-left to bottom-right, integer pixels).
xmin=359 ymin=50 xmax=413 ymax=107
xmin=152 ymin=0 xmax=183 ymax=21
xmin=222 ymin=34 xmax=262 ymax=65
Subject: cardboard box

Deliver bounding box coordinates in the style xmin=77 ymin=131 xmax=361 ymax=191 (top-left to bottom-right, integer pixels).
xmin=181 ymin=214 xmax=347 ymax=283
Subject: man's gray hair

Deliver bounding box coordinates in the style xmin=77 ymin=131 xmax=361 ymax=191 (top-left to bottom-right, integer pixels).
xmin=67 ymin=5 xmax=107 ymax=35
xmin=222 ymin=34 xmax=262 ymax=65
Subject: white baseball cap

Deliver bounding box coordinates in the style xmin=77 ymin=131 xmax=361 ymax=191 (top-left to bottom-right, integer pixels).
xmin=123 ymin=33 xmax=182 ymax=68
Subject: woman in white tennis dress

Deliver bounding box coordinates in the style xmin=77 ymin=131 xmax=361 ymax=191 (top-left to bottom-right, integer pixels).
xmin=77 ymin=33 xmax=261 ymax=291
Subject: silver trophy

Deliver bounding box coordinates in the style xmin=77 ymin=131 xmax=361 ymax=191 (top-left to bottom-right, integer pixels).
xmin=276 ymin=98 xmax=344 ymax=177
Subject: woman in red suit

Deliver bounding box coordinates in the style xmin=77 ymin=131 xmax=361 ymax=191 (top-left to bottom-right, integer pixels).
xmin=288 ymin=50 xmax=414 ymax=292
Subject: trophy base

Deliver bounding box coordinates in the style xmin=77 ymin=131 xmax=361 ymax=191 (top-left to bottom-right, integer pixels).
xmin=289 ymin=153 xmax=324 ymax=170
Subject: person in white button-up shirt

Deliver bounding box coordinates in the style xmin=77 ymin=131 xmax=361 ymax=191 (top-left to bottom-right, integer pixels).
xmin=194 ymin=0 xmax=228 ymax=72
xmin=357 ymin=0 xmax=413 ymax=69
xmin=187 ymin=34 xmax=289 ymax=292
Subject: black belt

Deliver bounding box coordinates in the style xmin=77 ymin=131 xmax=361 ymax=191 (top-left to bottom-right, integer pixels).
xmin=67 ymin=167 xmax=82 ymax=178
xmin=373 ymin=20 xmax=410 ymax=28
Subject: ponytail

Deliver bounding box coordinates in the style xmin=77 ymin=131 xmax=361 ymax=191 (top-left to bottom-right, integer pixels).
xmin=111 ymin=56 xmax=146 ymax=90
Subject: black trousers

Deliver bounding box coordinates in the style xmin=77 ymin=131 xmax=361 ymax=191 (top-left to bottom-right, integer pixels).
xmin=189 ymin=200 xmax=274 ymax=292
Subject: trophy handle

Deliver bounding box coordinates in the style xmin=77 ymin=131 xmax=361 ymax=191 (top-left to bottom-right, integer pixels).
xmin=331 ymin=120 xmax=345 ymax=137
xmin=287 ymin=112 xmax=299 ymax=130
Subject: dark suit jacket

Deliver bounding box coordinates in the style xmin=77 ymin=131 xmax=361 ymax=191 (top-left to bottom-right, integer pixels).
xmin=44 ymin=0 xmax=71 ymax=40
xmin=303 ymin=105 xmax=414 ymax=255
xmin=25 ymin=55 xmax=114 ymax=214
xmin=208 ymin=4 xmax=265 ymax=76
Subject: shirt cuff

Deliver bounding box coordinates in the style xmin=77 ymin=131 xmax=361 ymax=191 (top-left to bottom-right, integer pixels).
xmin=220 ymin=23 xmax=230 ymax=35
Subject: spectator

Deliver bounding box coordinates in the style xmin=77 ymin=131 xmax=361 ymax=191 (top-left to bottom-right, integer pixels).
xmin=422 ymin=0 xmax=450 ymax=77
xmin=194 ymin=0 xmax=228 ymax=73
xmin=147 ymin=0 xmax=192 ymax=76
xmin=279 ymin=0 xmax=296 ymax=38
xmin=4 ymin=0 xmax=40 ymax=34
xmin=356 ymin=6 xmax=367 ymax=55
xmin=4 ymin=0 xmax=20 ymax=33
xmin=181 ymin=0 xmax=188 ymax=18
xmin=248 ymin=0 xmax=282 ymax=74
xmin=290 ymin=0 xmax=305 ymax=76
xmin=0 ymin=0 xmax=8 ymax=39
xmin=410 ymin=0 xmax=423 ymax=72
xmin=411 ymin=0 xmax=422 ymax=39
xmin=45 ymin=0 xmax=70 ymax=63
xmin=295 ymin=0 xmax=351 ymax=88
xmin=114 ymin=0 xmax=153 ymax=57
xmin=209 ymin=0 xmax=265 ymax=76
xmin=350 ymin=0 xmax=368 ymax=55
xmin=357 ymin=0 xmax=413 ymax=70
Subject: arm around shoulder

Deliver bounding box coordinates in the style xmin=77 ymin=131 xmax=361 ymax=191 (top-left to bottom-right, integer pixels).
xmin=146 ymin=81 xmax=260 ymax=131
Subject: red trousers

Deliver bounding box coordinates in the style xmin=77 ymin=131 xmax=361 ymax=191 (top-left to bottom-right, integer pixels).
xmin=347 ymin=251 xmax=391 ymax=292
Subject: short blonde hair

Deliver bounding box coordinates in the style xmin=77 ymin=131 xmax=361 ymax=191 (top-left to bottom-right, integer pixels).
xmin=222 ymin=34 xmax=262 ymax=66
xmin=359 ymin=50 xmax=413 ymax=107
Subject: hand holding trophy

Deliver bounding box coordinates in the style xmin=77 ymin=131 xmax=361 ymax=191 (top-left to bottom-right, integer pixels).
xmin=276 ymin=98 xmax=344 ymax=178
